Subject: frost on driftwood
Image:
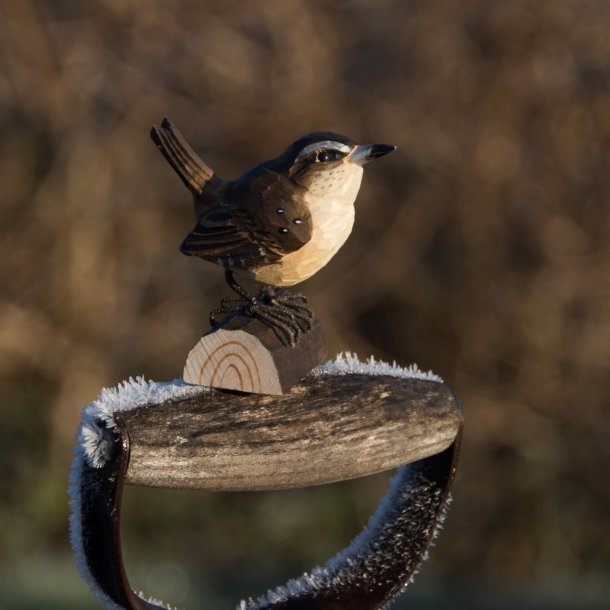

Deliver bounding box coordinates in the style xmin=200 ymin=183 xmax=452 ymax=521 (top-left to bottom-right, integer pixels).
xmin=69 ymin=354 xmax=463 ymax=610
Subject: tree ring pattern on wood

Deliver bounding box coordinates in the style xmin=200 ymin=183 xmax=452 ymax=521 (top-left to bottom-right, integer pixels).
xmin=183 ymin=329 xmax=282 ymax=394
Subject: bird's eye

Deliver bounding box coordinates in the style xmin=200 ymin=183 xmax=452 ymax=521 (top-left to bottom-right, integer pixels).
xmin=315 ymin=149 xmax=342 ymax=163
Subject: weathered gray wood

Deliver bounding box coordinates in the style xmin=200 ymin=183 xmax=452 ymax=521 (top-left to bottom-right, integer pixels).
xmin=121 ymin=374 xmax=462 ymax=491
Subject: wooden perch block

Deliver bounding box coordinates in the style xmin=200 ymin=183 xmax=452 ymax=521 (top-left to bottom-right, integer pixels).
xmin=120 ymin=374 xmax=463 ymax=492
xmin=183 ymin=314 xmax=326 ymax=395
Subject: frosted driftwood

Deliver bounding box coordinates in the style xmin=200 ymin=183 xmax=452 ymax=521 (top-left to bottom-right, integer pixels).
xmin=70 ymin=356 xmax=464 ymax=610
xmin=119 ymin=373 xmax=461 ymax=491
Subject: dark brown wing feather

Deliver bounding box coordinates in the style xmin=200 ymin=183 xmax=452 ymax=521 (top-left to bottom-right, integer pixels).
xmin=180 ymin=169 xmax=312 ymax=268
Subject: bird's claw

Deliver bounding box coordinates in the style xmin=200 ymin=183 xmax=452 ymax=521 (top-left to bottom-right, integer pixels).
xmin=209 ymin=287 xmax=313 ymax=348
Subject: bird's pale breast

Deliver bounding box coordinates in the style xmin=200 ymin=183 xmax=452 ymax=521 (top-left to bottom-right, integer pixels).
xmin=241 ymin=163 xmax=364 ymax=286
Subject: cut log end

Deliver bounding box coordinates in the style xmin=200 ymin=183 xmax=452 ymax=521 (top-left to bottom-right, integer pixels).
xmin=183 ymin=314 xmax=326 ymax=395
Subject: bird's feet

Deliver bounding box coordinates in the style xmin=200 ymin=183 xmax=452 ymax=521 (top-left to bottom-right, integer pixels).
xmin=209 ymin=283 xmax=313 ymax=348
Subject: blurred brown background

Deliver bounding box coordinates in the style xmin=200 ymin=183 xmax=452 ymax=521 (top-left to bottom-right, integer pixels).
xmin=1 ymin=1 xmax=609 ymax=608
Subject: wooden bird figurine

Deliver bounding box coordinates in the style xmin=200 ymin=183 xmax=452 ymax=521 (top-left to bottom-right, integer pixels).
xmin=151 ymin=118 xmax=395 ymax=346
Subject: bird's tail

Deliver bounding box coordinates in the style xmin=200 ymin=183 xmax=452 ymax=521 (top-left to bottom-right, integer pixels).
xmin=150 ymin=118 xmax=215 ymax=194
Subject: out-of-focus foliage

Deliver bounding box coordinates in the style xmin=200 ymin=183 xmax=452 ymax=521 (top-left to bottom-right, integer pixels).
xmin=1 ymin=0 xmax=609 ymax=608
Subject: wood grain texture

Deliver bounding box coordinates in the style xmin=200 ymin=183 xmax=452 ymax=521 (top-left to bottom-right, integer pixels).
xmin=184 ymin=329 xmax=275 ymax=393
xmin=121 ymin=374 xmax=462 ymax=491
xmin=183 ymin=314 xmax=326 ymax=395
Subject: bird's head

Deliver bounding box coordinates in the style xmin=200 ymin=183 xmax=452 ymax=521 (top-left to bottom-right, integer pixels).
xmin=270 ymin=132 xmax=396 ymax=196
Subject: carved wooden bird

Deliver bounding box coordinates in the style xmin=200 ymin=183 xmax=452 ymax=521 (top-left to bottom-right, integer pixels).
xmin=151 ymin=118 xmax=395 ymax=345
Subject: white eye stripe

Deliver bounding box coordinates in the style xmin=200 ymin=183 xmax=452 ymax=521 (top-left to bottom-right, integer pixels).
xmin=295 ymin=140 xmax=353 ymax=162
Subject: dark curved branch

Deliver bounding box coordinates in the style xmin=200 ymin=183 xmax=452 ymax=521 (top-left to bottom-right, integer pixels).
xmin=243 ymin=430 xmax=462 ymax=610
xmin=70 ymin=419 xmax=164 ymax=610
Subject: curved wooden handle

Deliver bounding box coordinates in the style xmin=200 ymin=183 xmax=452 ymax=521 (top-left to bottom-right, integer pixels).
xmin=70 ymin=372 xmax=463 ymax=609
xmin=120 ymin=374 xmax=462 ymax=491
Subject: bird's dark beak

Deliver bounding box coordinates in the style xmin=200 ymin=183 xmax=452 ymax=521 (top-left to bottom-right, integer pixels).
xmin=350 ymin=143 xmax=396 ymax=166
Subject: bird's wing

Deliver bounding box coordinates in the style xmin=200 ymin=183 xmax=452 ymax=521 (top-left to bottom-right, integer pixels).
xmin=180 ymin=170 xmax=313 ymax=268
xmin=150 ymin=118 xmax=214 ymax=194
